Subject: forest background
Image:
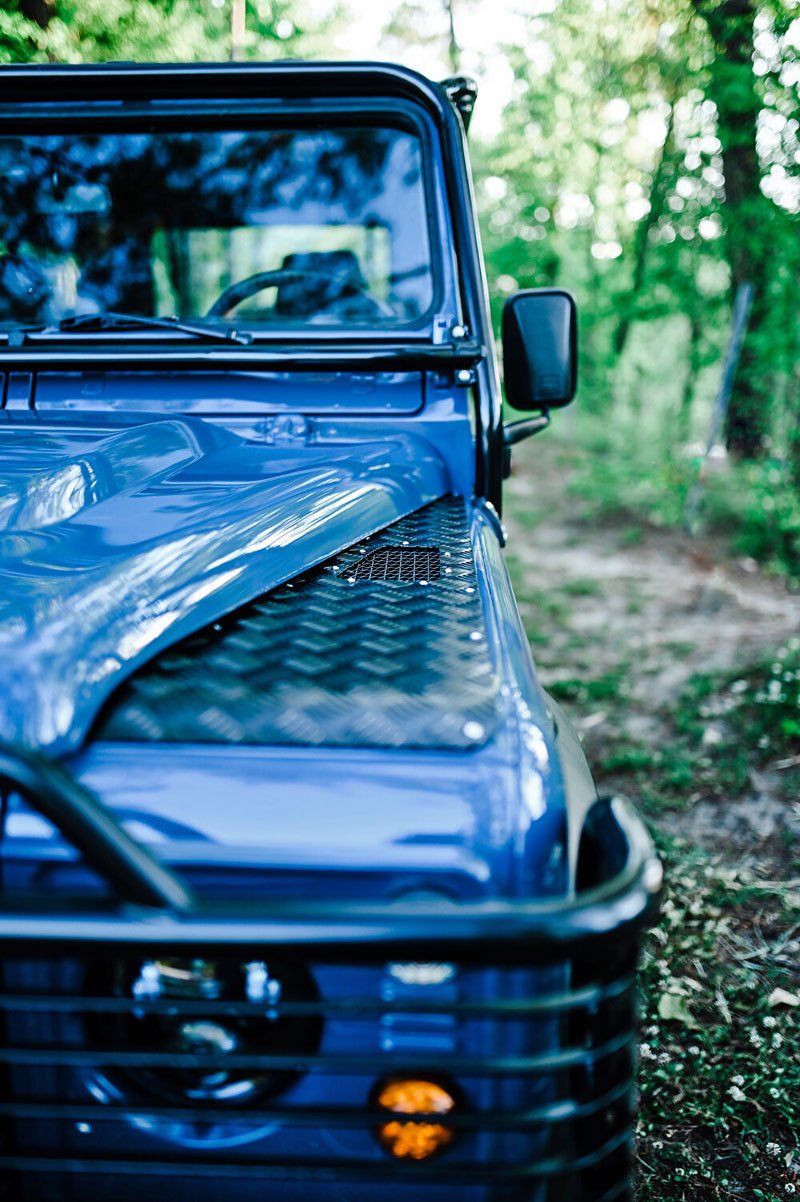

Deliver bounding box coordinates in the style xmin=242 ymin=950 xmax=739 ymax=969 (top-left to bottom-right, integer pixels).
xmin=1 ymin=1 xmax=799 ymax=1198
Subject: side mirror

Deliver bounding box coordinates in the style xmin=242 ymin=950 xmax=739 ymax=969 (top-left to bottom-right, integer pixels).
xmin=502 ymin=288 xmax=578 ymax=411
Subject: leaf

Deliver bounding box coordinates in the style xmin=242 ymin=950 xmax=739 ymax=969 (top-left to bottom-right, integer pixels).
xmin=768 ymin=987 xmax=800 ymax=1008
xmin=716 ymin=988 xmax=732 ymax=1024
xmin=658 ymin=993 xmax=699 ymax=1028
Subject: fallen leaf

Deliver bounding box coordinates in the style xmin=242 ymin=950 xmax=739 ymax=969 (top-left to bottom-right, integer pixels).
xmin=768 ymin=987 xmax=800 ymax=1008
xmin=715 ymin=988 xmax=732 ymax=1024
xmin=658 ymin=994 xmax=699 ymax=1028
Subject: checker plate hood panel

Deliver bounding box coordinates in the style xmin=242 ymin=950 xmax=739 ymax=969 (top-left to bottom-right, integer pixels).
xmin=0 ymin=415 xmax=449 ymax=754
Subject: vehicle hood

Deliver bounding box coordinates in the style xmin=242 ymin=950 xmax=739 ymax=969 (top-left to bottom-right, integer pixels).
xmin=0 ymin=415 xmax=449 ymax=754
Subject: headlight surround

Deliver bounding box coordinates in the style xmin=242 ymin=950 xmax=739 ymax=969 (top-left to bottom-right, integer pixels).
xmin=87 ymin=954 xmax=322 ymax=1107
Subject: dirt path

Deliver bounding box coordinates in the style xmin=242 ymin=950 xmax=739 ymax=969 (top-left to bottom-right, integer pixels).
xmin=503 ymin=440 xmax=800 ymax=858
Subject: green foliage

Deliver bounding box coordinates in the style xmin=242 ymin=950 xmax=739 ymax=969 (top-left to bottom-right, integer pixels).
xmin=704 ymin=458 xmax=800 ymax=581
xmin=0 ymin=0 xmax=324 ymax=65
xmin=596 ymin=640 xmax=800 ymax=810
xmin=473 ymin=0 xmax=799 ymax=487
xmin=555 ymin=405 xmax=800 ymax=582
xmin=548 ymin=668 xmax=629 ymax=705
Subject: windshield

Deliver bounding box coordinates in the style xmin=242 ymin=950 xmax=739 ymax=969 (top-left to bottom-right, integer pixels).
xmin=0 ymin=124 xmax=435 ymax=332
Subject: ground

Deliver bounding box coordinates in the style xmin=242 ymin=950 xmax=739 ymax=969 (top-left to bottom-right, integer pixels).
xmin=504 ymin=436 xmax=800 ymax=1202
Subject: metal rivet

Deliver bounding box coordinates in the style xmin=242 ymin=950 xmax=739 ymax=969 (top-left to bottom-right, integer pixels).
xmin=463 ymin=720 xmax=485 ymax=741
xmin=470 ymin=630 xmax=483 ymax=641
xmin=451 ymin=324 xmax=467 ymax=339
xmin=456 ymin=369 xmax=472 ymax=385
xmin=76 ymin=1122 xmax=92 ymax=1135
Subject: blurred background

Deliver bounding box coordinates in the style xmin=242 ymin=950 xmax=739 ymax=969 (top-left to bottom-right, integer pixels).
xmin=2 ymin=0 xmax=799 ymax=575
xmin=2 ymin=3 xmax=799 ymax=1196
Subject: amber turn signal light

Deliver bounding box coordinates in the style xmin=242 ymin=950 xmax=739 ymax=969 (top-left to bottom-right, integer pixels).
xmin=375 ymin=1078 xmax=457 ymax=1160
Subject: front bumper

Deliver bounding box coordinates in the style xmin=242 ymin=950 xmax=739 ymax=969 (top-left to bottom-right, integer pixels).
xmin=0 ymin=746 xmax=661 ymax=1202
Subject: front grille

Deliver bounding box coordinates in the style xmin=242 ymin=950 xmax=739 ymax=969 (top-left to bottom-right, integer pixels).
xmin=0 ymin=942 xmax=638 ymax=1202
xmin=0 ymin=747 xmax=660 ymax=1202
xmin=352 ymin=545 xmax=441 ymax=582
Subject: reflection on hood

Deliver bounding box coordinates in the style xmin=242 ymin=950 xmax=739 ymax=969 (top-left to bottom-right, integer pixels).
xmin=0 ymin=415 xmax=448 ymax=753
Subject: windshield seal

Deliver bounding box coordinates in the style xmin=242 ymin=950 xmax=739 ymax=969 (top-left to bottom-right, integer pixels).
xmin=0 ymin=102 xmax=449 ymax=347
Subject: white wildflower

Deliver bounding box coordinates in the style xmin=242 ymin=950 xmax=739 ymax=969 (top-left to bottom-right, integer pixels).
xmin=688 ymin=1045 xmax=701 ymax=1055
xmin=750 ymin=1030 xmax=763 ymax=1047
xmin=728 ymin=1085 xmax=746 ymax=1102
xmin=639 ymin=1043 xmax=656 ymax=1060
xmin=766 ymin=1143 xmax=782 ymax=1157
xmin=732 ymin=1074 xmax=745 ymax=1087
xmin=773 ymin=1034 xmax=783 ymax=1048
xmin=770 ymin=1087 xmax=781 ymax=1099
xmin=763 ymin=1015 xmax=777 ymax=1028
xmin=785 ymin=1185 xmax=796 ymax=1195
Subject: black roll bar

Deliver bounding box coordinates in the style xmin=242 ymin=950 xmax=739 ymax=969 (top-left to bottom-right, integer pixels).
xmin=0 ymin=742 xmax=194 ymax=914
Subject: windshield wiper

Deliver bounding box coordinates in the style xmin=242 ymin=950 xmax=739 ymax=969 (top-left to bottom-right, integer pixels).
xmin=6 ymin=311 xmax=252 ymax=347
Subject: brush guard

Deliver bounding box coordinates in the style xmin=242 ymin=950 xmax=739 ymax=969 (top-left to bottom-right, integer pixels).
xmin=0 ymin=743 xmax=660 ymax=1202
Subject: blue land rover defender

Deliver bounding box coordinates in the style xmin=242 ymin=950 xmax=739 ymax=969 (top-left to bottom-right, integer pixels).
xmin=0 ymin=62 xmax=660 ymax=1202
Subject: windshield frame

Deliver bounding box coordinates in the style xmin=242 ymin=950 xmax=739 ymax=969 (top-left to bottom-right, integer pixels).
xmin=0 ymin=98 xmax=456 ymax=349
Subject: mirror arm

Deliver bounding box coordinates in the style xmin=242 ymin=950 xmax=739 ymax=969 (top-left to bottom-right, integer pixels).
xmin=503 ymin=413 xmax=551 ymax=447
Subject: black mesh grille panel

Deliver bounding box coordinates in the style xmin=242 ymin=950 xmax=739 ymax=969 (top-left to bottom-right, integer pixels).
xmin=351 ymin=545 xmax=440 ymax=582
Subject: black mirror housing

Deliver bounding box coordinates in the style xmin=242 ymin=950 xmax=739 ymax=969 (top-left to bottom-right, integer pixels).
xmin=502 ymin=288 xmax=578 ymax=411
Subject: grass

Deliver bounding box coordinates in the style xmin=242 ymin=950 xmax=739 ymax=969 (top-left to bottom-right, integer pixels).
xmin=561 ymin=416 xmax=800 ymax=585
xmin=637 ymin=840 xmax=800 ymax=1201
xmin=595 ymin=639 xmax=800 ymax=811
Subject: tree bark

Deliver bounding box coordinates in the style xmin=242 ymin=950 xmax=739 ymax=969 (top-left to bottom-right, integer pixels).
xmin=20 ymin=0 xmax=54 ymax=27
xmin=444 ymin=0 xmax=459 ymax=74
xmin=678 ymin=309 xmax=703 ymax=445
xmin=613 ymin=101 xmax=676 ymax=360
xmin=692 ymin=0 xmax=772 ymax=458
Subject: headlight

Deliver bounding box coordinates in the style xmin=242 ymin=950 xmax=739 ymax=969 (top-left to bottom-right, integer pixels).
xmin=88 ymin=955 xmax=322 ymax=1107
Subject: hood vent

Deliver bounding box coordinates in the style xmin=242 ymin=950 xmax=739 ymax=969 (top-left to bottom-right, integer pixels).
xmin=352 ymin=545 xmax=441 ymax=582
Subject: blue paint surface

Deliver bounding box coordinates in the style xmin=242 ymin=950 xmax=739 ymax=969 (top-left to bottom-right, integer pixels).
xmin=0 ymin=414 xmax=449 ymax=752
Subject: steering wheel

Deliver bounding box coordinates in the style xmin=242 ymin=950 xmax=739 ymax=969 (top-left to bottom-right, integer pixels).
xmin=206 ymin=268 xmax=394 ymax=320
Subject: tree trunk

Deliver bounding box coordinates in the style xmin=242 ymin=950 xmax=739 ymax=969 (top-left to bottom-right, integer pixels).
xmin=788 ymin=358 xmax=800 ymax=490
xmin=678 ymin=309 xmax=702 ymax=445
xmin=613 ymin=101 xmax=676 ymax=360
xmin=231 ymin=0 xmax=246 ymax=60
xmin=692 ymin=0 xmax=772 ymax=458
xmin=20 ymin=0 xmax=54 ymax=26
xmin=444 ymin=0 xmax=459 ymax=74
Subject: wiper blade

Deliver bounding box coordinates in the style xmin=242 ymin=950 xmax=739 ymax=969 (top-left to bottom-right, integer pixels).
xmin=7 ymin=311 xmax=252 ymax=347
